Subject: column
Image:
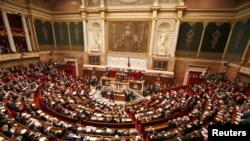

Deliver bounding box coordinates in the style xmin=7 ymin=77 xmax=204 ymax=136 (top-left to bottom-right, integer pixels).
xmin=52 ymin=22 xmax=57 ymax=49
xmin=169 ymin=19 xmax=180 ymax=57
xmin=83 ymin=19 xmax=88 ymax=52
xmin=153 ymin=0 xmax=158 ymax=6
xmin=149 ymin=19 xmax=156 ymax=55
xmin=222 ymin=22 xmax=235 ymax=61
xmin=149 ymin=4 xmax=160 ymax=56
xmin=26 ymin=16 xmax=37 ymax=51
xmin=197 ymin=22 xmax=207 ymax=58
xmin=80 ymin=1 xmax=88 ymax=52
xmin=100 ymin=0 xmax=105 ymax=53
xmin=81 ymin=0 xmax=85 ymax=8
xmin=170 ymin=6 xmax=186 ymax=57
xmin=100 ymin=0 xmax=105 ymax=7
xmin=101 ymin=19 xmax=105 ymax=53
xmin=21 ymin=14 xmax=32 ymax=52
xmin=1 ymin=9 xmax=16 ymax=52
xmin=67 ymin=22 xmax=72 ymax=49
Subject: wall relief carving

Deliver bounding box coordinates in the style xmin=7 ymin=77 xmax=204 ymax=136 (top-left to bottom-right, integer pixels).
xmin=88 ymin=21 xmax=102 ymax=52
xmin=155 ymin=21 xmax=174 ymax=56
xmin=107 ymin=56 xmax=147 ymax=70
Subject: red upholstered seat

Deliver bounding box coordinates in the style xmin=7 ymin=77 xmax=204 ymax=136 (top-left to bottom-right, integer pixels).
xmin=245 ymin=89 xmax=250 ymax=97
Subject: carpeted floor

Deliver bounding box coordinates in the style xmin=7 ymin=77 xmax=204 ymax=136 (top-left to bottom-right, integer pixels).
xmin=90 ymin=87 xmax=145 ymax=106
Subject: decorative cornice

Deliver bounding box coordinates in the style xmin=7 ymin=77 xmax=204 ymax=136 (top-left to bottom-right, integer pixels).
xmin=150 ymin=6 xmax=161 ymax=21
xmin=150 ymin=6 xmax=161 ymax=11
xmin=175 ymin=6 xmax=187 ymax=11
xmin=98 ymin=7 xmax=106 ymax=12
xmin=176 ymin=6 xmax=187 ymax=19
xmin=0 ymin=52 xmax=39 ymax=62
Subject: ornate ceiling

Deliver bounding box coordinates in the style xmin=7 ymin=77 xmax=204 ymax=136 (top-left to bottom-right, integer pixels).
xmin=24 ymin=0 xmax=249 ymax=12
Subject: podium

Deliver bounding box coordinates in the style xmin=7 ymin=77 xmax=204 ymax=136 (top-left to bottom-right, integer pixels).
xmin=110 ymin=81 xmax=129 ymax=93
xmin=100 ymin=76 xmax=144 ymax=93
xmin=116 ymin=73 xmax=127 ymax=81
xmin=101 ymin=77 xmax=114 ymax=87
xmin=129 ymin=80 xmax=144 ymax=91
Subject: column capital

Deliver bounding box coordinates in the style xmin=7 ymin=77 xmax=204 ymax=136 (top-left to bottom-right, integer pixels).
xmin=19 ymin=13 xmax=27 ymax=17
xmin=79 ymin=8 xmax=86 ymax=12
xmin=98 ymin=6 xmax=106 ymax=20
xmin=175 ymin=6 xmax=187 ymax=19
xmin=202 ymin=21 xmax=208 ymax=27
xmin=230 ymin=21 xmax=235 ymax=28
xmin=175 ymin=17 xmax=182 ymax=21
xmin=0 ymin=8 xmax=6 ymax=12
xmin=82 ymin=17 xmax=88 ymax=22
xmin=150 ymin=6 xmax=160 ymax=21
xmin=176 ymin=6 xmax=187 ymax=10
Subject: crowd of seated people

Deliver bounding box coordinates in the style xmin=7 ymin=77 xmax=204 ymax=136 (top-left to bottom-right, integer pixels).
xmin=126 ymin=87 xmax=192 ymax=121
xmin=0 ymin=61 xmax=141 ymax=141
xmin=140 ymin=73 xmax=250 ymax=141
xmin=0 ymin=39 xmax=12 ymax=54
xmin=1 ymin=60 xmax=250 ymax=141
xmin=0 ymin=40 xmax=28 ymax=54
xmin=41 ymin=76 xmax=133 ymax=124
xmin=16 ymin=44 xmax=28 ymax=53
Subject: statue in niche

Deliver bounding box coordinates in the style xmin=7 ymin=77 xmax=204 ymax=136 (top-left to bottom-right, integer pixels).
xmin=91 ymin=31 xmax=101 ymax=51
xmin=157 ymin=32 xmax=168 ymax=55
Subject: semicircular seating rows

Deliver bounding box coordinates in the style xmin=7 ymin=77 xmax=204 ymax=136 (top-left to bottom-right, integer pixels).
xmin=0 ymin=61 xmax=249 ymax=141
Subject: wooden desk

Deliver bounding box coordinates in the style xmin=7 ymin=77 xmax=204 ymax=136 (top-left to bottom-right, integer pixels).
xmin=100 ymin=77 xmax=115 ymax=86
xmin=110 ymin=81 xmax=129 ymax=93
xmin=128 ymin=80 xmax=144 ymax=91
xmin=106 ymin=92 xmax=126 ymax=101
xmin=101 ymin=76 xmax=144 ymax=94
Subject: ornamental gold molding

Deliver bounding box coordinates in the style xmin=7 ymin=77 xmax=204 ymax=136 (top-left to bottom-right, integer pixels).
xmin=176 ymin=6 xmax=187 ymax=19
xmin=97 ymin=7 xmax=106 ymax=21
xmin=150 ymin=6 xmax=161 ymax=21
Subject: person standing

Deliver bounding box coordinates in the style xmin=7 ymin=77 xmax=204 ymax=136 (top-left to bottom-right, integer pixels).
xmin=110 ymin=90 xmax=115 ymax=102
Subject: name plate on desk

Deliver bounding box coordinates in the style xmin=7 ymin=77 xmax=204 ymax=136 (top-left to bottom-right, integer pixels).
xmin=129 ymin=81 xmax=143 ymax=91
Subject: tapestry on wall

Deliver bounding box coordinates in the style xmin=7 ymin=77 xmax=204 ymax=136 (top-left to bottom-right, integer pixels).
xmin=34 ymin=19 xmax=54 ymax=46
xmin=176 ymin=22 xmax=203 ymax=58
xmin=199 ymin=22 xmax=231 ymax=60
xmin=107 ymin=20 xmax=150 ymax=53
xmin=69 ymin=21 xmax=84 ymax=51
xmin=224 ymin=18 xmax=250 ymax=63
xmin=69 ymin=21 xmax=84 ymax=46
xmin=54 ymin=22 xmax=69 ymax=50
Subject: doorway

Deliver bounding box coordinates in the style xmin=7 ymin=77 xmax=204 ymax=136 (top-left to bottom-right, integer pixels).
xmin=183 ymin=65 xmax=208 ymax=85
xmin=64 ymin=57 xmax=79 ymax=76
